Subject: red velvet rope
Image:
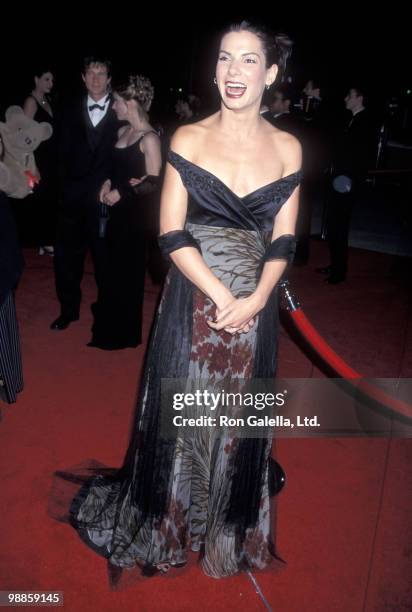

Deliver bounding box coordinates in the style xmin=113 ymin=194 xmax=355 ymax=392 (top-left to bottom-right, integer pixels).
xmin=283 ymin=289 xmax=412 ymax=421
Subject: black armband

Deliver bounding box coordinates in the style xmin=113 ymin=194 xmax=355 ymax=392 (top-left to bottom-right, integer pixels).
xmin=132 ymin=175 xmax=160 ymax=196
xmin=262 ymin=234 xmax=296 ymax=265
xmin=158 ymin=230 xmax=201 ymax=261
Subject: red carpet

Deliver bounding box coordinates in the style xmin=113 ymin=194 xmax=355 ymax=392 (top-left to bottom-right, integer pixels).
xmin=0 ymin=240 xmax=411 ymax=611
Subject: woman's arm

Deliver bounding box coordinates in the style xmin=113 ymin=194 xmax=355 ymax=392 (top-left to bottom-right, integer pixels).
xmin=129 ymin=132 xmax=163 ymax=189
xmin=253 ymin=183 xmax=300 ymax=306
xmin=23 ymin=97 xmax=37 ymax=119
xmin=141 ymin=132 xmax=162 ymax=177
xmin=160 ymin=130 xmax=234 ymax=311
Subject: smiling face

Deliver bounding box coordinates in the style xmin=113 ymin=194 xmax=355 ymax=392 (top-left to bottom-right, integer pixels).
xmin=216 ymin=30 xmax=277 ymax=111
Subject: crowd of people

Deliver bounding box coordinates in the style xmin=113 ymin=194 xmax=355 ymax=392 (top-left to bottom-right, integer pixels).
xmin=0 ymin=19 xmax=380 ymax=581
xmin=3 ymin=54 xmax=379 ymax=349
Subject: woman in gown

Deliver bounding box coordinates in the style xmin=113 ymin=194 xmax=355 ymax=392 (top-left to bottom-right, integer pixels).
xmin=88 ymin=75 xmax=162 ymax=350
xmin=23 ymin=67 xmax=57 ymax=254
xmin=58 ymin=22 xmax=302 ymax=578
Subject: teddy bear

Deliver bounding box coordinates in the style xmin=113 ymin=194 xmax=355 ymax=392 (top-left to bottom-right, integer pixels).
xmin=0 ymin=105 xmax=53 ymax=199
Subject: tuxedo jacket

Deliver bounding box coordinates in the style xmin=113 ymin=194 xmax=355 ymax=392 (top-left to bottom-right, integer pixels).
xmin=58 ymin=95 xmax=120 ymax=206
xmin=333 ymin=110 xmax=377 ymax=184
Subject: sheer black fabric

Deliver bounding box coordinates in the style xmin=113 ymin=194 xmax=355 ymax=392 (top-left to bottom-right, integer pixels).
xmin=132 ymin=174 xmax=160 ymax=197
xmin=54 ymin=262 xmax=195 ymax=548
xmin=263 ymin=234 xmax=297 ymax=265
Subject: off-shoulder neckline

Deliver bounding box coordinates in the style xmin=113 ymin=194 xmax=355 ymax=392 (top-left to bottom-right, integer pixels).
xmin=168 ymin=149 xmax=301 ymax=200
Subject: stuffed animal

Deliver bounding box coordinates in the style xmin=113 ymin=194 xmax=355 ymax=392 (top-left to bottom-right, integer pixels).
xmin=0 ymin=106 xmax=52 ymax=199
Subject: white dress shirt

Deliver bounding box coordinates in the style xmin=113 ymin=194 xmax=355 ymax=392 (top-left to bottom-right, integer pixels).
xmin=87 ymin=95 xmax=110 ymax=127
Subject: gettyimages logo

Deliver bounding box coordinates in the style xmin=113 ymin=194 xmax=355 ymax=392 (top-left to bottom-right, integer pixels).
xmin=171 ymin=389 xmax=287 ymax=411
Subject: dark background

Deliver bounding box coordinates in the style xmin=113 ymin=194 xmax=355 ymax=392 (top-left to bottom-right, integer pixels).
xmin=2 ymin=8 xmax=411 ymax=137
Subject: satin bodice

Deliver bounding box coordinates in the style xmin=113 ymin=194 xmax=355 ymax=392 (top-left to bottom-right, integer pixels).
xmin=168 ymin=150 xmax=302 ymax=233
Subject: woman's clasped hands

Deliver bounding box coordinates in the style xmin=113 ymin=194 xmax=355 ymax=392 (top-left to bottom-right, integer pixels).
xmin=208 ymin=293 xmax=264 ymax=335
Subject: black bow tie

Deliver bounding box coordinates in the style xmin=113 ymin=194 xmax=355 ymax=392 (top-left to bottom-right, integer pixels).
xmin=89 ymin=103 xmax=106 ymax=111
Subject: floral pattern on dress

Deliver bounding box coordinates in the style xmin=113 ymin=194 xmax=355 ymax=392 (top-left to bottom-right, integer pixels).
xmin=72 ymin=224 xmax=279 ymax=577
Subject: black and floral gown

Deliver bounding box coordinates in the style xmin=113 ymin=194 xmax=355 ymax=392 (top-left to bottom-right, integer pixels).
xmin=61 ymin=150 xmax=302 ymax=578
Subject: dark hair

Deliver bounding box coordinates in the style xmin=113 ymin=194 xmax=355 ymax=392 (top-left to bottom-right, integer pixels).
xmin=222 ymin=20 xmax=293 ymax=82
xmin=82 ymin=56 xmax=112 ymax=77
xmin=348 ymin=85 xmax=366 ymax=99
xmin=346 ymin=85 xmax=368 ymax=107
xmin=33 ymin=66 xmax=54 ymax=79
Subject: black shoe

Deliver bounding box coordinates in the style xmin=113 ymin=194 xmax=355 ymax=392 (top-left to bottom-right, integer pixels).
xmin=325 ymin=275 xmax=345 ymax=285
xmin=316 ymin=265 xmax=331 ymax=275
xmin=50 ymin=315 xmax=78 ymax=330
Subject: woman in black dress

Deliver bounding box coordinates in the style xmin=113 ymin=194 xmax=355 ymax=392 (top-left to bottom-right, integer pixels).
xmin=23 ymin=67 xmax=57 ymax=254
xmin=60 ymin=22 xmax=301 ymax=578
xmin=88 ymin=75 xmax=162 ymax=350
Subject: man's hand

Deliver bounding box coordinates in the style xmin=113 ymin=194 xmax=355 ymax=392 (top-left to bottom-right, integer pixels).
xmin=103 ymin=189 xmax=121 ymax=206
xmin=99 ymin=179 xmax=111 ymax=203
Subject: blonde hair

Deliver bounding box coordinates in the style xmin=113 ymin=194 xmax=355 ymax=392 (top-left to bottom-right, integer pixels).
xmin=115 ymin=75 xmax=154 ymax=119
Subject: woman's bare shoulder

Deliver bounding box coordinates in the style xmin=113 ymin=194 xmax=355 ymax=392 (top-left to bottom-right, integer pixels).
xmin=23 ymin=96 xmax=37 ymax=112
xmin=170 ymin=113 xmax=219 ymax=160
xmin=268 ymin=125 xmax=302 ymax=174
xmin=141 ymin=129 xmax=160 ymax=144
xmin=24 ymin=95 xmax=36 ymax=105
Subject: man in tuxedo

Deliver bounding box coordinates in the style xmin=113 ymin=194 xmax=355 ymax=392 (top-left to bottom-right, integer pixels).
xmin=300 ymin=77 xmax=338 ymax=163
xmin=51 ymin=57 xmax=120 ymax=330
xmin=302 ymin=78 xmax=323 ymax=121
xmin=321 ymin=86 xmax=377 ymax=283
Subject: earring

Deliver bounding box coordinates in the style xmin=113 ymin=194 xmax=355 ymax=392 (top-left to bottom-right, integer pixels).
xmin=266 ymin=84 xmax=270 ymax=90
xmin=213 ymin=77 xmax=217 ymax=85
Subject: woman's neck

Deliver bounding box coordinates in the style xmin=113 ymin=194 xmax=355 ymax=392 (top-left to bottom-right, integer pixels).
xmin=32 ymin=89 xmax=46 ymax=104
xmin=218 ymin=103 xmax=262 ymax=142
xmin=128 ymin=114 xmax=150 ymax=133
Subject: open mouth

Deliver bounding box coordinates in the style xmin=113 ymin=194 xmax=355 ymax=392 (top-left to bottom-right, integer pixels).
xmin=225 ymin=82 xmax=247 ymax=98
